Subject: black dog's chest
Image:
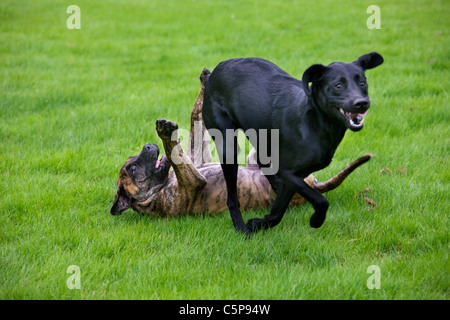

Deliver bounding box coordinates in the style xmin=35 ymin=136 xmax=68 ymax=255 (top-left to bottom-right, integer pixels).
xmin=280 ymin=106 xmax=345 ymax=176
xmin=306 ymin=150 xmax=335 ymax=174
xmin=294 ymin=142 xmax=336 ymax=176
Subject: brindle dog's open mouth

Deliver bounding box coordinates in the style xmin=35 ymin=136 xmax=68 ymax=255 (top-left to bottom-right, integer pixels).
xmin=135 ymin=147 xmax=171 ymax=183
xmin=155 ymin=154 xmax=168 ymax=170
xmin=149 ymin=147 xmax=170 ymax=172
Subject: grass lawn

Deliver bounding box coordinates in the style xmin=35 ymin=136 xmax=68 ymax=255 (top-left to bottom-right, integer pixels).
xmin=1 ymin=0 xmax=448 ymax=299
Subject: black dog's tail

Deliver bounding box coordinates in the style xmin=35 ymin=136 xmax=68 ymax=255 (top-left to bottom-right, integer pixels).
xmin=313 ymin=154 xmax=373 ymax=193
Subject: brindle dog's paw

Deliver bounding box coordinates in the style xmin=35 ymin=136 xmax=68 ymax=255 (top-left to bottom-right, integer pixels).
xmin=156 ymin=119 xmax=178 ymax=141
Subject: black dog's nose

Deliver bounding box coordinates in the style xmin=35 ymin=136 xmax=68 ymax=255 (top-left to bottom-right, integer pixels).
xmin=353 ymin=99 xmax=369 ymax=110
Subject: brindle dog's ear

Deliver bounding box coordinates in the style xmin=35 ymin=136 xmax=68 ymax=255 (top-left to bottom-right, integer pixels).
xmin=110 ymin=185 xmax=131 ymax=215
xmin=354 ymin=52 xmax=384 ymax=70
xmin=302 ymin=64 xmax=328 ymax=96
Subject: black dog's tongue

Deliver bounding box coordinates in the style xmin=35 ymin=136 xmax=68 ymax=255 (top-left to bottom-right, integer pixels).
xmin=354 ymin=111 xmax=367 ymax=124
xmin=342 ymin=109 xmax=367 ymax=125
xmin=351 ymin=114 xmax=362 ymax=124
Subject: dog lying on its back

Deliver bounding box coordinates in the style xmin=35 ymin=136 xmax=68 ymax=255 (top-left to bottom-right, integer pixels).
xmin=111 ymin=70 xmax=372 ymax=217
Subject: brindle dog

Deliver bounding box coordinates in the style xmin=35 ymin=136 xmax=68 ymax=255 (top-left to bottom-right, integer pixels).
xmin=111 ymin=70 xmax=372 ymax=217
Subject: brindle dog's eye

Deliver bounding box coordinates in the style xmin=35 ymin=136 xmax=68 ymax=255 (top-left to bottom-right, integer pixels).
xmin=335 ymin=83 xmax=343 ymax=90
xmin=130 ymin=165 xmax=137 ymax=175
xmin=359 ymin=80 xmax=366 ymax=87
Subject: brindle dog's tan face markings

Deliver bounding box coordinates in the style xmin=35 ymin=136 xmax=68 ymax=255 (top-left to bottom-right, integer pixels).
xmin=110 ymin=144 xmax=171 ymax=215
xmin=119 ymin=158 xmax=139 ymax=196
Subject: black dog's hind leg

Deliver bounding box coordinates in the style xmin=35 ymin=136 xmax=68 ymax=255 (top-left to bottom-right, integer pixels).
xmin=221 ymin=163 xmax=250 ymax=235
xmin=246 ymin=182 xmax=295 ymax=232
xmin=213 ymin=128 xmax=251 ymax=236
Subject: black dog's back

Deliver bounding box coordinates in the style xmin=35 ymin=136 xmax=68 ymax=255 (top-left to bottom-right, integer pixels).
xmin=204 ymin=58 xmax=306 ymax=133
xmin=203 ymin=57 xmax=329 ymax=177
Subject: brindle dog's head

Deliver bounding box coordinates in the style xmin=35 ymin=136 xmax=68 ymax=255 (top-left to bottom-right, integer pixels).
xmin=302 ymin=52 xmax=384 ymax=132
xmin=111 ymin=143 xmax=171 ymax=215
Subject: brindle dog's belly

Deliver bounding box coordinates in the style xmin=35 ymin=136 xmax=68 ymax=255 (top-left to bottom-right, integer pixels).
xmin=192 ymin=164 xmax=272 ymax=214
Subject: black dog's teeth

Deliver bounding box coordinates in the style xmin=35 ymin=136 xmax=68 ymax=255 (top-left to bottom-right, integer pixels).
xmin=338 ymin=108 xmax=364 ymax=127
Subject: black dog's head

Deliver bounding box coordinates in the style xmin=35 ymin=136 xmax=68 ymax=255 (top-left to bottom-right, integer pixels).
xmin=302 ymin=52 xmax=384 ymax=131
xmin=110 ymin=143 xmax=171 ymax=215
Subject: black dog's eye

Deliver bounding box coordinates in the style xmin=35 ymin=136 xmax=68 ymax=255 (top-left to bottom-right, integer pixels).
xmin=334 ymin=83 xmax=344 ymax=90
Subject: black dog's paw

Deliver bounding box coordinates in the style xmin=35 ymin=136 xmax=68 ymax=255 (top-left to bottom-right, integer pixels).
xmin=156 ymin=119 xmax=178 ymax=141
xmin=232 ymin=221 xmax=252 ymax=238
xmin=309 ymin=212 xmax=326 ymax=228
xmin=246 ymin=218 xmax=266 ymax=233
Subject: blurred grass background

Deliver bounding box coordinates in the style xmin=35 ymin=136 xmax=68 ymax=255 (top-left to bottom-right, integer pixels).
xmin=0 ymin=0 xmax=448 ymax=299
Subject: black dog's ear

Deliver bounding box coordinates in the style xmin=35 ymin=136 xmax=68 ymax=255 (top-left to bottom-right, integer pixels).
xmin=302 ymin=64 xmax=328 ymax=96
xmin=354 ymin=52 xmax=384 ymax=70
xmin=110 ymin=184 xmax=131 ymax=215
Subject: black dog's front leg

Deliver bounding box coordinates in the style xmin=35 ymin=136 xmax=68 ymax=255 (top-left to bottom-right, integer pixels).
xmin=247 ymin=170 xmax=328 ymax=232
xmin=278 ymin=170 xmax=329 ymax=228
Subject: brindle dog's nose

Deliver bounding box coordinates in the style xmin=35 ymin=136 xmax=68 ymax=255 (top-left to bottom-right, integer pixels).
xmin=143 ymin=143 xmax=157 ymax=152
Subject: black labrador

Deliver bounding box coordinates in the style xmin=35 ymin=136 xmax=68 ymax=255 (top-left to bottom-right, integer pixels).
xmin=202 ymin=52 xmax=383 ymax=235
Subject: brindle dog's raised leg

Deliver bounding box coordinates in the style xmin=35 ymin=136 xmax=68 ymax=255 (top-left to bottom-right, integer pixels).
xmin=156 ymin=119 xmax=207 ymax=191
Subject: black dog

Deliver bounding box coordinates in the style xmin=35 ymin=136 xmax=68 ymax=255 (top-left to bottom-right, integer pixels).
xmin=202 ymin=52 xmax=383 ymax=235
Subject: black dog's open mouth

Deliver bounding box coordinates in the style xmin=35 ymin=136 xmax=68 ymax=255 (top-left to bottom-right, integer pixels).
xmin=334 ymin=106 xmax=367 ymax=131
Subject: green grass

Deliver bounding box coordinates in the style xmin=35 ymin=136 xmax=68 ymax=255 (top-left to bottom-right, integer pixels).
xmin=1 ymin=0 xmax=448 ymax=299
